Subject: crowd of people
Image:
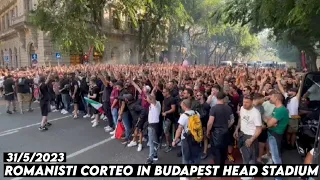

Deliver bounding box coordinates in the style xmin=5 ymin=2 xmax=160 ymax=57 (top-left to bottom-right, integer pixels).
xmin=0 ymin=63 xmax=318 ymax=180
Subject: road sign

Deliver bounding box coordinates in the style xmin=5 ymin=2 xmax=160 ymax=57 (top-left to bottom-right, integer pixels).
xmin=4 ymin=56 xmax=9 ymax=62
xmin=31 ymin=54 xmax=37 ymax=60
xmin=56 ymin=53 xmax=61 ymax=59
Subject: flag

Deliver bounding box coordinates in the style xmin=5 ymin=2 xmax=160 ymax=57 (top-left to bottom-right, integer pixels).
xmin=84 ymin=97 xmax=104 ymax=114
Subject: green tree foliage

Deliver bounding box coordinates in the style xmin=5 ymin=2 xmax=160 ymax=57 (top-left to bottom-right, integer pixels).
xmin=30 ymin=0 xmax=110 ymax=53
xmin=179 ymin=0 xmax=259 ymax=64
xmin=30 ymin=0 xmax=259 ymax=64
xmin=222 ymin=0 xmax=320 ymax=70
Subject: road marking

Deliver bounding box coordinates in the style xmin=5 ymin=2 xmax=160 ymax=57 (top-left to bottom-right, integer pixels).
xmin=11 ymin=137 xmax=113 ymax=180
xmin=66 ymin=137 xmax=112 ymax=159
xmin=0 ymin=115 xmax=71 ymax=135
xmin=0 ymin=130 xmax=19 ymax=137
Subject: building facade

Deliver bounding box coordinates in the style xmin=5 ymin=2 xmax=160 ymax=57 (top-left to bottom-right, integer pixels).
xmin=0 ymin=0 xmax=166 ymax=67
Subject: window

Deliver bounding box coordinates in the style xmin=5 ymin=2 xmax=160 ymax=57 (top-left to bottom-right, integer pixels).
xmin=28 ymin=0 xmax=33 ymax=11
xmin=6 ymin=13 xmax=9 ymax=28
xmin=127 ymin=17 xmax=135 ymax=33
xmin=2 ymin=16 xmax=5 ymax=30
xmin=15 ymin=6 xmax=18 ymax=17
xmin=112 ymin=10 xmax=120 ymax=29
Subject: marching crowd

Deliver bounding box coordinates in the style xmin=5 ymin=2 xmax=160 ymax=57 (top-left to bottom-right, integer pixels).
xmin=0 ymin=63 xmax=318 ymax=180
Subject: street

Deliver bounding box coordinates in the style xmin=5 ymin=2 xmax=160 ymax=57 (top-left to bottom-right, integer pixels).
xmin=0 ymin=101 xmax=302 ymax=180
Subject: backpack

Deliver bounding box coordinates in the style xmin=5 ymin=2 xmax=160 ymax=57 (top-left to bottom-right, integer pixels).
xmin=184 ymin=112 xmax=203 ymax=143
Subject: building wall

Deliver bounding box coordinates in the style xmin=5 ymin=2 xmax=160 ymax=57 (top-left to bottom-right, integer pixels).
xmin=0 ymin=0 xmax=165 ymax=67
xmin=0 ymin=0 xmax=58 ymax=68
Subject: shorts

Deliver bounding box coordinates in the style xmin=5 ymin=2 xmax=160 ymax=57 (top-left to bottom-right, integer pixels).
xmin=258 ymin=129 xmax=268 ymax=143
xmin=5 ymin=94 xmax=15 ymax=101
xmin=163 ymin=118 xmax=172 ymax=134
xmin=17 ymin=93 xmax=32 ymax=103
xmin=73 ymin=94 xmax=81 ymax=104
xmin=287 ymin=118 xmax=299 ymax=133
xmin=134 ymin=118 xmax=147 ymax=131
xmin=40 ymin=102 xmax=49 ymax=116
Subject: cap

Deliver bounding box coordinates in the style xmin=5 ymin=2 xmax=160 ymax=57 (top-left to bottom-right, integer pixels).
xmin=118 ymin=94 xmax=134 ymax=101
xmin=288 ymin=88 xmax=298 ymax=93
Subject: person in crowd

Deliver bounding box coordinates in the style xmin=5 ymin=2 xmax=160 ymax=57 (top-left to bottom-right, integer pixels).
xmin=227 ymin=84 xmax=240 ymax=162
xmin=80 ymin=74 xmax=90 ymax=118
xmin=88 ymin=77 xmax=101 ymax=127
xmin=253 ymin=93 xmax=267 ymax=164
xmin=207 ymin=91 xmax=234 ymax=164
xmin=98 ymin=73 xmax=114 ymax=132
xmin=0 ymin=75 xmax=4 ymax=98
xmin=16 ymin=73 xmax=33 ymax=114
xmin=162 ymin=87 xmax=177 ymax=153
xmin=59 ymin=74 xmax=71 ymax=114
xmin=234 ymin=95 xmax=262 ymax=168
xmin=52 ymin=76 xmax=61 ymax=112
xmin=195 ymin=90 xmax=210 ymax=160
xmin=3 ymin=75 xmax=16 ymax=114
xmin=207 ymin=85 xmax=220 ymax=107
xmin=146 ymin=94 xmax=161 ymax=164
xmin=70 ymin=73 xmax=81 ymax=118
xmin=265 ymin=92 xmax=289 ymax=180
xmin=173 ymin=99 xmax=202 ymax=165
xmin=38 ymin=71 xmax=52 ymax=131
xmin=276 ymin=72 xmax=301 ymax=149
xmin=109 ymin=79 xmax=120 ymax=138
xmin=117 ymin=81 xmax=132 ymax=144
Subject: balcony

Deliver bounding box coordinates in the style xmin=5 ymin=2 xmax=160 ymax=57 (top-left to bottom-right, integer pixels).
xmin=11 ymin=14 xmax=28 ymax=29
xmin=0 ymin=28 xmax=16 ymax=39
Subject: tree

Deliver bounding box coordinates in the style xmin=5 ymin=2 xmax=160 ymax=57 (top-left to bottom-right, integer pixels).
xmin=136 ymin=0 xmax=190 ymax=62
xmin=29 ymin=0 xmax=113 ymax=53
xmin=222 ymin=0 xmax=320 ymax=70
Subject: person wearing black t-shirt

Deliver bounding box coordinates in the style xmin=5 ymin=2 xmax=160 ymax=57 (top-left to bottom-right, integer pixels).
xmin=89 ymin=78 xmax=101 ymax=127
xmin=70 ymin=74 xmax=80 ymax=119
xmin=3 ymin=75 xmax=16 ymax=114
xmin=38 ymin=71 xmax=52 ymax=131
xmin=207 ymin=92 xmax=234 ymax=165
xmin=16 ymin=76 xmax=33 ymax=114
xmin=116 ymin=81 xmax=132 ymax=144
xmin=59 ymin=75 xmax=70 ymax=114
xmin=162 ymin=88 xmax=177 ymax=153
xmin=195 ymin=90 xmax=210 ymax=160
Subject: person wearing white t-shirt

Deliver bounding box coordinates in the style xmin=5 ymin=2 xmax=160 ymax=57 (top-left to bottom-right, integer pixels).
xmin=0 ymin=76 xmax=4 ymax=97
xmin=146 ymin=94 xmax=161 ymax=164
xmin=172 ymin=99 xmax=201 ymax=166
xmin=276 ymin=75 xmax=301 ymax=149
xmin=234 ymin=95 xmax=262 ymax=169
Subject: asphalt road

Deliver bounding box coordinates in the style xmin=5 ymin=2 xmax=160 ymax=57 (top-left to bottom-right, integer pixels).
xmin=0 ymin=100 xmax=304 ymax=180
